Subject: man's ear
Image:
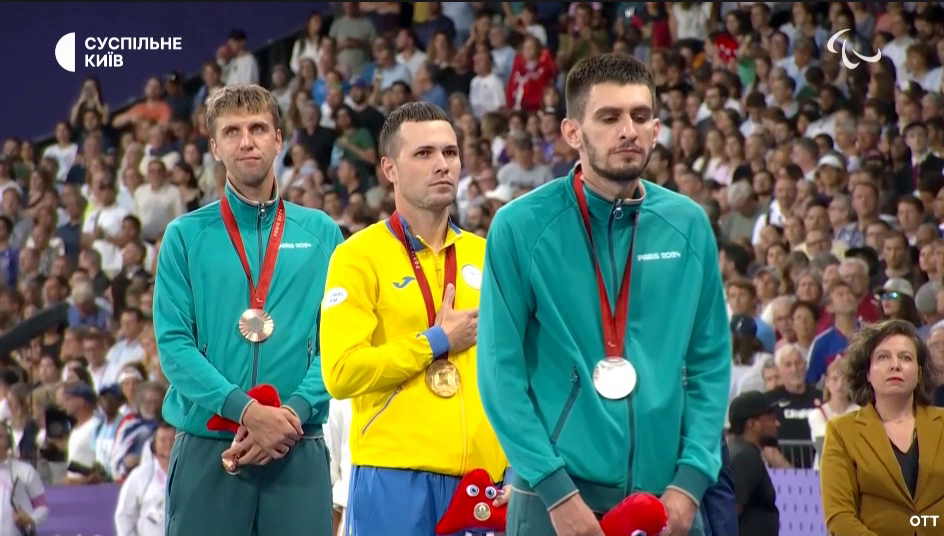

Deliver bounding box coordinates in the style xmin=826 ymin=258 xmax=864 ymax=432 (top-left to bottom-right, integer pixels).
xmin=380 ymin=156 xmax=397 ymax=187
xmin=561 ymin=118 xmax=582 ymax=152
xmin=209 ymin=138 xmax=221 ymax=162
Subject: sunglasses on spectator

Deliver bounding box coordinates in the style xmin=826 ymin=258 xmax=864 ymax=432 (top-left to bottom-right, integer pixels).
xmin=878 ymin=291 xmax=902 ymax=300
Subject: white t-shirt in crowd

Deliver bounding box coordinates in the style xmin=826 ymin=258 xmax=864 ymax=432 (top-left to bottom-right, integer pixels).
xmin=42 ymin=143 xmax=79 ymax=182
xmin=67 ymin=415 xmax=103 ymax=478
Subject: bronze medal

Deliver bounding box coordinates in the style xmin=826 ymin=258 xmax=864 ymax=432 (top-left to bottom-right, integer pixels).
xmin=238 ymin=308 xmax=275 ymax=343
xmin=222 ymin=455 xmax=240 ymax=475
xmin=425 ymin=359 xmax=460 ymax=398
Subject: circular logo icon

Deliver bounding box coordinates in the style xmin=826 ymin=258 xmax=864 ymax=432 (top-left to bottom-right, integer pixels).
xmin=461 ymin=264 xmax=482 ymax=290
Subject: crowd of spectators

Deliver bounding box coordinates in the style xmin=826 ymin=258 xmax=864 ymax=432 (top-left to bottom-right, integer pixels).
xmin=1 ymin=1 xmax=944 ymax=533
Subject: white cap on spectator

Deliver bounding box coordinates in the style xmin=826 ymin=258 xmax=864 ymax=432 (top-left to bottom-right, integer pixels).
xmin=118 ymin=367 xmax=144 ymax=384
xmin=881 ymin=278 xmax=914 ymax=298
xmin=817 ymin=154 xmax=845 ymax=171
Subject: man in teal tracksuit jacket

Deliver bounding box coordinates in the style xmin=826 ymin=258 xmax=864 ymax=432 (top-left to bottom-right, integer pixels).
xmin=154 ymin=85 xmax=343 ymax=536
xmin=478 ymin=54 xmax=731 ymax=536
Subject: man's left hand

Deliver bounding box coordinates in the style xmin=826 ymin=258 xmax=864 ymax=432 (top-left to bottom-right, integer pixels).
xmin=222 ymin=426 xmax=273 ymax=469
xmin=659 ymin=489 xmax=697 ymax=536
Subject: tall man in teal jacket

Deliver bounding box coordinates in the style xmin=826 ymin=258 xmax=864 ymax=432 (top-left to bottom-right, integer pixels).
xmin=477 ymin=54 xmax=732 ymax=536
xmin=154 ymin=84 xmax=343 ymax=536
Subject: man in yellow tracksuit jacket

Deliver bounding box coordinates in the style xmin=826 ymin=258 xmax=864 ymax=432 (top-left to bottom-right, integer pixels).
xmin=320 ymin=102 xmax=507 ymax=536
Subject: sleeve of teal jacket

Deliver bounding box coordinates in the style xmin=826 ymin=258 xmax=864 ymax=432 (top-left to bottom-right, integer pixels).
xmin=283 ymin=223 xmax=345 ymax=424
xmin=153 ymin=223 xmax=252 ymax=424
xmin=478 ymin=214 xmax=577 ymax=511
xmin=666 ymin=223 xmax=733 ymax=506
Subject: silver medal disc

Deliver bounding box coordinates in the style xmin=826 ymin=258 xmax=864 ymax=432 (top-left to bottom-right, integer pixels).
xmin=592 ymin=357 xmax=637 ymax=400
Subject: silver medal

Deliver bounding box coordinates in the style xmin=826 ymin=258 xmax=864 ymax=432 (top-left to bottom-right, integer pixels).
xmin=592 ymin=357 xmax=637 ymax=400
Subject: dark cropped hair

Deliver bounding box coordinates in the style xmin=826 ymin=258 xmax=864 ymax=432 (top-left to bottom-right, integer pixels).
xmin=843 ymin=319 xmax=939 ymax=407
xmin=564 ymin=53 xmax=656 ymax=121
xmin=378 ymin=101 xmax=452 ymax=159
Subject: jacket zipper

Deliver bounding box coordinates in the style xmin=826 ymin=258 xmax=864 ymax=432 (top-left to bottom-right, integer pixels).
xmin=608 ymin=200 xmax=635 ymax=494
xmin=251 ymin=204 xmax=265 ymax=386
xmin=361 ymin=386 xmax=401 ymax=435
xmin=550 ymin=366 xmax=581 ymax=444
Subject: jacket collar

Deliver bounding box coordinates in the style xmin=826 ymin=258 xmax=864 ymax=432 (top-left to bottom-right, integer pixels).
xmin=569 ymin=164 xmax=646 ymax=225
xmin=855 ymin=402 xmax=944 ymax=508
xmin=385 ymin=211 xmax=462 ymax=252
xmin=223 ymin=177 xmax=280 ymax=227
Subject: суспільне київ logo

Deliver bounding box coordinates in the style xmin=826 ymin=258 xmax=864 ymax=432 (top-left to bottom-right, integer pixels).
xmin=55 ymin=32 xmax=76 ymax=72
xmin=826 ymin=29 xmax=881 ymax=70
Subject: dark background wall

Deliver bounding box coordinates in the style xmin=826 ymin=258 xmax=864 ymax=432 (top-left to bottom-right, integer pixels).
xmin=0 ymin=2 xmax=330 ymax=142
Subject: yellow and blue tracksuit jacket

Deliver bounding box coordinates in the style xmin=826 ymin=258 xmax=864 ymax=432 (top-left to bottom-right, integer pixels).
xmin=320 ymin=214 xmax=507 ymax=484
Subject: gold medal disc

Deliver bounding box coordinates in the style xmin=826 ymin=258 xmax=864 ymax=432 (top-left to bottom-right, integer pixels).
xmin=239 ymin=308 xmax=274 ymax=343
xmin=425 ymin=359 xmax=460 ymax=397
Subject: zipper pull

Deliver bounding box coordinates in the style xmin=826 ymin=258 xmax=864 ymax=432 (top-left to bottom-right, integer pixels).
xmin=613 ymin=199 xmax=624 ymax=220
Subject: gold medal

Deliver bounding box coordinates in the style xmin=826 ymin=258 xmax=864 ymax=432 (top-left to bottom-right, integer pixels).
xmin=239 ymin=308 xmax=275 ymax=343
xmin=426 ymin=359 xmax=460 ymax=397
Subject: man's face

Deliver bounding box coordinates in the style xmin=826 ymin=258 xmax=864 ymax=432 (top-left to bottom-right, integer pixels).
xmin=120 ymin=311 xmax=141 ymax=339
xmin=83 ymin=338 xmax=106 ymax=365
xmin=906 ymin=127 xmax=929 ymax=154
xmin=749 ymin=411 xmax=780 ymax=443
xmin=831 ymin=283 xmax=860 ymax=314
xmin=154 ymin=426 xmax=176 ymax=462
xmin=385 ymin=120 xmax=460 ymax=211
xmin=898 ymin=201 xmax=922 ymax=232
xmin=883 ymin=235 xmax=908 ymax=269
xmin=210 ymin=110 xmax=282 ymax=191
xmin=726 ymin=286 xmax=756 ymax=315
xmin=566 ymin=83 xmax=659 ymax=185
xmin=705 ymin=87 xmax=722 ymax=111
xmin=140 ymin=388 xmax=164 ymax=419
xmin=145 ymin=78 xmax=161 ymax=100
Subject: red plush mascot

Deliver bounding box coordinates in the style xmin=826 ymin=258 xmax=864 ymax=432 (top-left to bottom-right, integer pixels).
xmin=435 ymin=469 xmax=507 ymax=535
xmin=207 ymin=384 xmax=281 ymax=433
xmin=600 ymin=492 xmax=668 ymax=536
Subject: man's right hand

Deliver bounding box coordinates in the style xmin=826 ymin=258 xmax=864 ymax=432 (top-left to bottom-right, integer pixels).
xmin=241 ymin=401 xmax=303 ymax=459
xmin=435 ymin=284 xmax=478 ymax=353
xmin=548 ymin=494 xmax=605 ymax=536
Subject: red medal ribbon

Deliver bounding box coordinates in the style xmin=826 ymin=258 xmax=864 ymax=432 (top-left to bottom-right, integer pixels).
xmin=221 ymin=194 xmax=286 ymax=310
xmin=573 ymin=172 xmax=639 ymax=357
xmin=388 ymin=211 xmax=457 ymax=328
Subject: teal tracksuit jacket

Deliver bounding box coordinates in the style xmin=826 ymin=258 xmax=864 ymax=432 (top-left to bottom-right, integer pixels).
xmin=477 ymin=168 xmax=732 ymax=511
xmin=154 ymin=182 xmax=343 ymax=438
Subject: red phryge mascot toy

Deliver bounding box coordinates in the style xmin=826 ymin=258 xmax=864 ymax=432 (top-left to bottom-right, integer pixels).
xmin=207 ymin=384 xmax=282 ymax=433
xmin=600 ymin=492 xmax=668 ymax=536
xmin=436 ymin=469 xmax=507 ymax=534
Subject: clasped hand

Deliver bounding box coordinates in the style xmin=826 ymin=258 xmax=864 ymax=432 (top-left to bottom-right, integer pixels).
xmin=223 ymin=403 xmax=303 ymax=468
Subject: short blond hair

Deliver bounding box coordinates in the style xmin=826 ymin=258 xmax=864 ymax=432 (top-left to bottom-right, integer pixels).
xmin=205 ymin=84 xmax=280 ymax=138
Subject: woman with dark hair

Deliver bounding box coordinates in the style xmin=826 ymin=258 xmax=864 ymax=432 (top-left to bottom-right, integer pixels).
xmin=729 ymin=315 xmax=771 ymax=401
xmin=171 ymin=162 xmax=203 ymax=212
xmin=821 ymin=319 xmax=944 ymax=536
xmin=69 ymin=76 xmax=109 ymax=128
xmin=877 ymin=277 xmax=924 ymax=327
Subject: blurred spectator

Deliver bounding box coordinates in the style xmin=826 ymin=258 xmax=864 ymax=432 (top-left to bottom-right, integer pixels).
xmin=807 ymin=357 xmax=858 ymax=470
xmin=112 ymin=77 xmax=172 ymax=128
xmin=290 ymin=12 xmax=325 ymax=74
xmin=770 ymin=344 xmax=821 ymax=469
xmin=331 ymin=3 xmax=377 ymax=77
xmin=132 ymin=160 xmax=184 ymax=243
xmin=113 ymin=419 xmax=175 ymax=536
xmin=0 ymin=421 xmax=48 ymax=535
xmin=727 ymin=390 xmax=782 ymax=535
xmin=60 ymin=381 xmax=104 ymax=485
xmin=223 ymin=29 xmax=260 ymax=86
xmin=109 ymin=381 xmax=165 ymax=482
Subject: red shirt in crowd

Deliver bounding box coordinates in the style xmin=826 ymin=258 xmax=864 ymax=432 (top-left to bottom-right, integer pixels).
xmin=814 ymin=295 xmax=883 ymax=334
xmin=506 ymin=49 xmax=557 ymax=112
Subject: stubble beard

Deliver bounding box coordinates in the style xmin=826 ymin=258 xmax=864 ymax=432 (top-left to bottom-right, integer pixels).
xmin=583 ymin=133 xmax=652 ymax=184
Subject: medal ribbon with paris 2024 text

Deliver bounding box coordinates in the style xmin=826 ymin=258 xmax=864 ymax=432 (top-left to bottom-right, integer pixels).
xmin=220 ymin=195 xmax=286 ymax=313
xmin=388 ymin=211 xmax=457 ymax=334
xmin=573 ymin=171 xmax=639 ymax=357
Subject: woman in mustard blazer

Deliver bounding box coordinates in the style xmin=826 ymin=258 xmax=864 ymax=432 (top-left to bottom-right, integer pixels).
xmin=821 ymin=319 xmax=944 ymax=536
